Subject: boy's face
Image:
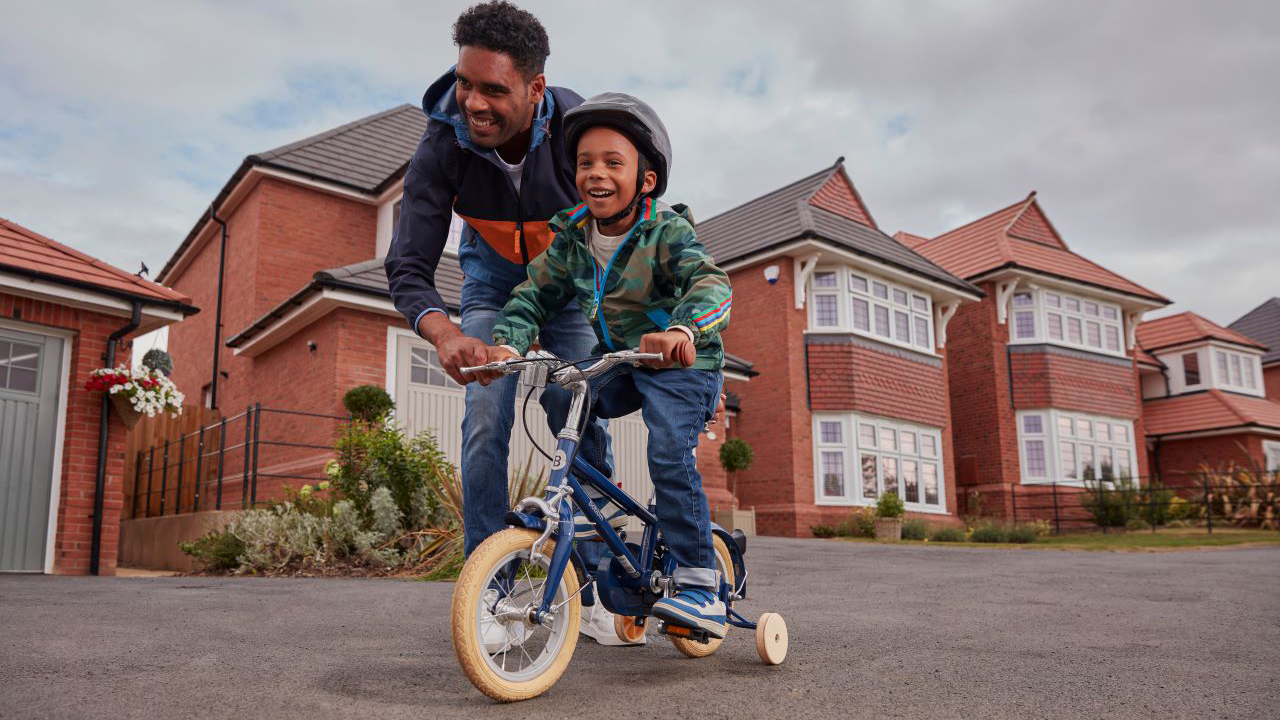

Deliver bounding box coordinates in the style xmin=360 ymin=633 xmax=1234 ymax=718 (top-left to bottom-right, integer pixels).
xmin=454 ymin=46 xmax=545 ymax=150
xmin=575 ymin=126 xmax=657 ymax=224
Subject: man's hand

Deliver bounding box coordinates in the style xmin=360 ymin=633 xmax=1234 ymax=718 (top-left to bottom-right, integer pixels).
xmin=637 ymin=330 xmax=695 ymax=368
xmin=709 ymin=393 xmax=727 ymax=426
xmin=471 ymin=345 xmax=521 ymax=385
xmin=417 ymin=313 xmax=489 ymax=385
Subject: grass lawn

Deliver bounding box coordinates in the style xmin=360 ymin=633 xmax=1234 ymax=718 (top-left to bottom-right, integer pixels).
xmin=838 ymin=527 xmax=1280 ymax=551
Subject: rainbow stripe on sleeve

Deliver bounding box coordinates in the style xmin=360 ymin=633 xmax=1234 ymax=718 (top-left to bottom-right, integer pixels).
xmin=693 ymin=295 xmax=732 ymax=332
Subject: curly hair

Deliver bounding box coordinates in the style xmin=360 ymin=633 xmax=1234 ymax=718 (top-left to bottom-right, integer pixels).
xmin=452 ymin=1 xmax=550 ymax=80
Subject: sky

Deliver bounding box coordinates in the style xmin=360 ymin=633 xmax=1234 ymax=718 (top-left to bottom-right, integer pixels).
xmin=2 ymin=0 xmax=1277 ymax=327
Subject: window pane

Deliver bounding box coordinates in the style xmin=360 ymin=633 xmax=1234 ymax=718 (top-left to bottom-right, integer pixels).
xmin=861 ymin=454 xmax=878 ymax=499
xmin=880 ymin=427 xmax=897 ymax=451
xmin=1102 ymin=306 xmax=1118 ymax=320
xmin=912 ymin=294 xmax=928 ymax=312
xmin=8 ymin=367 xmax=37 ymax=393
xmin=923 ymin=464 xmax=939 ymax=505
xmin=874 ymin=305 xmax=891 ymax=337
xmin=1114 ymin=424 xmax=1129 ymax=444
xmin=1047 ymin=313 xmax=1063 ymax=340
xmin=813 ymin=271 xmax=836 ymax=288
xmin=1086 ymin=321 xmax=1101 ymax=348
xmin=822 ymin=452 xmax=845 ymax=497
xmin=1084 ymin=301 xmax=1099 ymax=316
xmin=849 ymin=274 xmax=868 ymax=293
xmin=920 ymin=434 xmax=937 ymax=457
xmin=914 ymin=316 xmax=930 ymax=348
xmin=9 ymin=343 xmax=39 ymax=368
xmin=1230 ymin=354 xmax=1242 ymax=386
xmin=1065 ymin=297 xmax=1080 ymax=312
xmin=1116 ymin=449 xmax=1132 ymax=479
xmin=815 ymin=294 xmax=838 ymax=326
xmin=429 ymin=368 xmax=447 ymax=386
xmin=1098 ymin=447 xmax=1114 ymax=480
xmin=1045 ymin=293 xmax=1061 ymax=308
xmin=410 ymin=365 xmax=431 ymax=385
xmin=1058 ymin=415 xmax=1074 ymax=437
xmin=1 ymin=341 xmax=40 ymax=392
xmin=851 ymin=297 xmax=870 ymax=331
xmin=1067 ymin=317 xmax=1082 ymax=344
xmin=1014 ymin=311 xmax=1036 ymax=339
xmin=1060 ymin=441 xmax=1077 ymax=479
xmin=872 ymin=282 xmax=889 ymax=299
xmin=893 ymin=288 xmax=908 ymax=306
xmin=1080 ymin=445 xmax=1095 ymax=481
xmin=820 ymin=421 xmax=842 ymax=444
xmin=882 ymin=457 xmax=899 ymax=496
xmin=1105 ymin=325 xmax=1120 ymax=352
xmin=901 ymin=431 xmax=917 ymax=455
xmin=859 ymin=423 xmax=877 ymax=448
xmin=1216 ymin=351 xmax=1229 ymax=381
xmin=1023 ymin=414 xmax=1044 ymax=434
xmin=902 ymin=460 xmax=919 ymax=503
xmin=1097 ymin=422 xmax=1112 ymax=443
xmin=1077 ymin=419 xmax=1093 ymax=439
xmin=1012 ymin=292 xmax=1033 ymax=307
xmin=1244 ymin=360 xmax=1256 ymax=389
xmin=1025 ymin=439 xmax=1047 ymax=478
xmin=894 ymin=311 xmax=911 ymax=342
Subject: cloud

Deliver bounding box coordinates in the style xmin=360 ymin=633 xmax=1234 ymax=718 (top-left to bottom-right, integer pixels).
xmin=1 ymin=0 xmax=1276 ymax=325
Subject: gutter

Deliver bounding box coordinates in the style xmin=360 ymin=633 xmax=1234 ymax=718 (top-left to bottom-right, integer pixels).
xmin=0 ymin=262 xmax=198 ymax=316
xmin=91 ymin=301 xmax=141 ymax=575
xmin=210 ymin=205 xmax=229 ymax=409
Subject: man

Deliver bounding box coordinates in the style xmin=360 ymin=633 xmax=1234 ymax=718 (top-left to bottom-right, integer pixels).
xmin=384 ymin=1 xmax=629 ymax=645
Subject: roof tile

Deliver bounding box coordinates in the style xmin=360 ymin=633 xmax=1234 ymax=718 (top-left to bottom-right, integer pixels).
xmin=1137 ymin=311 xmax=1266 ymax=352
xmin=1144 ymin=389 xmax=1280 ymax=435
xmin=1229 ymin=298 xmax=1280 ymax=365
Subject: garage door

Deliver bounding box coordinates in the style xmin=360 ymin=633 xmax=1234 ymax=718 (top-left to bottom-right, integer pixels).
xmin=0 ymin=327 xmax=64 ymax=573
xmin=393 ymin=334 xmax=654 ymax=528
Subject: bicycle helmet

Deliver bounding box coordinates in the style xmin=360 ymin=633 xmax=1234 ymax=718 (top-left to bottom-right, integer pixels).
xmin=563 ymin=92 xmax=672 ymax=224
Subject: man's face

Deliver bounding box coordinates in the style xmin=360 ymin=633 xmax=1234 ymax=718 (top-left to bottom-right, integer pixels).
xmin=454 ymin=46 xmax=544 ymax=150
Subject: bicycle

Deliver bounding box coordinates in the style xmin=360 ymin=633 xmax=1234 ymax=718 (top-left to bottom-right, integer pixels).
xmin=451 ymin=349 xmax=788 ymax=701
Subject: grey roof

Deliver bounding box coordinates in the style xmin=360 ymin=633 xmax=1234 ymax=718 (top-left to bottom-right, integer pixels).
xmin=1229 ymin=297 xmax=1280 ymax=365
xmin=251 ymin=104 xmax=426 ymax=193
xmin=696 ymin=161 xmax=981 ymax=297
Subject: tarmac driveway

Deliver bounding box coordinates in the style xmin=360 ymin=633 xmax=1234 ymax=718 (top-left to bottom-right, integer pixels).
xmin=2 ymin=537 xmax=1277 ymax=720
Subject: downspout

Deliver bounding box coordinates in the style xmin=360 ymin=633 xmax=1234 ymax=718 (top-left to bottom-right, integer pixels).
xmin=210 ymin=204 xmax=229 ymax=409
xmin=91 ymin=301 xmax=142 ymax=575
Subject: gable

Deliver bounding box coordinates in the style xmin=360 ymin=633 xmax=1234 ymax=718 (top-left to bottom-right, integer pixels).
xmin=808 ymin=169 xmax=876 ymax=228
xmin=1007 ymin=201 xmax=1065 ymax=249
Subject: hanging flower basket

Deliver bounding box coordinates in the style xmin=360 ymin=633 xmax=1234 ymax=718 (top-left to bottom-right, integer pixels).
xmin=86 ymin=365 xmax=184 ymax=429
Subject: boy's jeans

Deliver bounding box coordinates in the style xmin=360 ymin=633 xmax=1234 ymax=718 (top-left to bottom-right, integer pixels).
xmin=589 ymin=365 xmax=723 ymax=590
xmin=459 ymin=277 xmax=612 ymax=556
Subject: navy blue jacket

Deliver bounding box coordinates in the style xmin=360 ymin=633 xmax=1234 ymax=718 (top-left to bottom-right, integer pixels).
xmin=384 ymin=68 xmax=584 ymax=332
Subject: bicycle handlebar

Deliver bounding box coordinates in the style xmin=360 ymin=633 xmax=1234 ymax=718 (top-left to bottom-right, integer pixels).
xmin=459 ymin=350 xmax=665 ymax=382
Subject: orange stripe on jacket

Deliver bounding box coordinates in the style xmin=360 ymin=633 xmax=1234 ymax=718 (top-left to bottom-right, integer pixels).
xmin=455 ymin=213 xmax=554 ymax=266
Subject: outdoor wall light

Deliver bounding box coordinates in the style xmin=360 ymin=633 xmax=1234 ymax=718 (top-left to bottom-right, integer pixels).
xmin=763 ymin=265 xmax=780 ymax=284
xmin=307 ymin=340 xmax=317 ymax=352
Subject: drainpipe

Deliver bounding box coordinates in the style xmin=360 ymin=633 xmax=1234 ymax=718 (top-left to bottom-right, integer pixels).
xmin=210 ymin=204 xmax=229 ymax=409
xmin=91 ymin=301 xmax=142 ymax=575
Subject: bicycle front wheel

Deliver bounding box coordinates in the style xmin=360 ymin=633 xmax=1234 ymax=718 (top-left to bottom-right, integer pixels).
xmin=451 ymin=528 xmax=581 ymax=702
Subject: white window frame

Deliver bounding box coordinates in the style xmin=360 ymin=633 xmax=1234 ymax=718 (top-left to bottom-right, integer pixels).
xmin=1264 ymin=440 xmax=1280 ymax=473
xmin=1210 ymin=346 xmax=1262 ymax=395
xmin=1016 ymin=409 xmax=1138 ymax=486
xmin=1009 ymin=288 xmax=1126 ymax=358
xmin=812 ymin=413 xmax=947 ymax=513
xmin=807 ymin=266 xmax=936 ymax=354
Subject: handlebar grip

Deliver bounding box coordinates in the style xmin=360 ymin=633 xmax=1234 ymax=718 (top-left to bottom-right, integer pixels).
xmin=673 ymin=339 xmax=696 ymax=368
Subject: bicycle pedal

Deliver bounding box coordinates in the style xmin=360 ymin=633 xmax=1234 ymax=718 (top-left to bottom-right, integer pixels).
xmin=658 ymin=622 xmax=711 ymax=644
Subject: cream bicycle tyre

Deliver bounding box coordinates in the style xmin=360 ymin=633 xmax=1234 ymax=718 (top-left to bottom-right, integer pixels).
xmin=668 ymin=534 xmax=735 ymax=658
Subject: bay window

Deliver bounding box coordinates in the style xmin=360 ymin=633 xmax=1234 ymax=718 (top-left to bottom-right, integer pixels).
xmin=1017 ymin=409 xmax=1137 ymax=485
xmin=808 ymin=267 xmax=935 ymax=353
xmin=814 ymin=413 xmax=946 ymax=512
xmin=1010 ymin=288 xmax=1125 ymax=357
xmin=1213 ymin=348 xmax=1260 ymax=393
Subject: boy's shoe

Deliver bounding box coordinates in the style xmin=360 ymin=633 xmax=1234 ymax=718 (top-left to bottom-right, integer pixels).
xmin=480 ymin=588 xmax=530 ymax=654
xmin=579 ymin=602 xmax=647 ymax=646
xmin=651 ymin=588 xmax=727 ymax=639
xmin=573 ymin=486 xmax=630 ymax=538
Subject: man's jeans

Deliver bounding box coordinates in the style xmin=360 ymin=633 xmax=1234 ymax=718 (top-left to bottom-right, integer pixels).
xmin=459 ymin=278 xmax=611 ymax=556
xmin=589 ymin=365 xmax=722 ymax=590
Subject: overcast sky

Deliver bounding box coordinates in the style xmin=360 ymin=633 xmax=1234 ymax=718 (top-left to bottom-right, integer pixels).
xmin=2 ymin=0 xmax=1276 ymax=326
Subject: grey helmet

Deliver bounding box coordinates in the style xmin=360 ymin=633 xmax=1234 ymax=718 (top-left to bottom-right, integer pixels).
xmin=563 ymin=92 xmax=673 ymax=200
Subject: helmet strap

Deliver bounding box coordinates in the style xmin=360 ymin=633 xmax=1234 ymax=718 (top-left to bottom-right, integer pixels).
xmin=594 ymin=154 xmax=651 ymax=228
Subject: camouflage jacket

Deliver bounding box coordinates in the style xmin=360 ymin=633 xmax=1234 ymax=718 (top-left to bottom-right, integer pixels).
xmin=492 ymin=198 xmax=732 ymax=370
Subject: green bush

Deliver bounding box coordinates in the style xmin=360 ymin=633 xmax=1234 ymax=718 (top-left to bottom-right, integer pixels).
xmin=1125 ymin=517 xmax=1150 ymax=531
xmin=836 ymin=508 xmax=877 ymax=538
xmin=718 ymin=437 xmax=754 ymax=473
xmin=876 ymin=492 xmax=905 ymax=519
xmin=811 ymin=524 xmax=838 ymax=538
xmin=342 ymin=385 xmax=395 ymax=423
xmin=901 ymin=518 xmax=928 ymax=540
xmin=1081 ymin=478 xmax=1141 ymax=528
xmin=970 ymin=522 xmax=1007 ymax=543
xmin=141 ymin=348 xmax=173 ymax=376
xmin=930 ymin=526 xmax=966 ymax=542
xmin=179 ymin=528 xmax=244 ymax=571
xmin=330 ymin=422 xmax=449 ymax=528
xmin=1006 ymin=525 xmax=1038 ymax=543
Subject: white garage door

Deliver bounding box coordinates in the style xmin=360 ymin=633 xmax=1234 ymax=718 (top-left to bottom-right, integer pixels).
xmin=393 ymin=334 xmax=654 ymax=529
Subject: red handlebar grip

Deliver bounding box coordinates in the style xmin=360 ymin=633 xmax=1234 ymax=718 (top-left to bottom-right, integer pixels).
xmin=674 ymin=340 xmax=696 ymax=368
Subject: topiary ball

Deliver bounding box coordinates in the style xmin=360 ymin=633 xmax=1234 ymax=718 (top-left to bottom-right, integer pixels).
xmin=141 ymin=348 xmax=173 ymax=376
xmin=343 ymin=385 xmax=394 ymax=423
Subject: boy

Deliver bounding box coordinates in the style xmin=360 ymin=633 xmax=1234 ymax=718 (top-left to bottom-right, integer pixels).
xmin=478 ymin=92 xmax=733 ymax=637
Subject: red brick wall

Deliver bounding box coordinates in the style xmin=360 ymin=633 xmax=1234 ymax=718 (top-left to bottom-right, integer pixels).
xmin=809 ymin=341 xmax=949 ymax=427
xmin=1264 ymin=365 xmax=1280 ymax=402
xmin=1010 ymin=350 xmax=1141 ymax=418
xmin=1150 ymin=432 xmax=1267 ymax=487
xmin=1 ymin=292 xmax=135 ymax=575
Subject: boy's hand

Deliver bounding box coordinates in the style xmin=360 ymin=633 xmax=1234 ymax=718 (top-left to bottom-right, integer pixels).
xmin=470 ymin=345 xmax=521 ymax=386
xmin=638 ymin=330 xmax=695 ymax=368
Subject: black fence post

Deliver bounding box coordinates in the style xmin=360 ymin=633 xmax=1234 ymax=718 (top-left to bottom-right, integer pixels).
xmin=145 ymin=448 xmax=155 ymax=519
xmin=159 ymin=440 xmax=170 ymax=517
xmin=175 ymin=433 xmax=186 ymax=514
xmin=1011 ymin=486 xmax=1018 ymax=525
xmin=1204 ymin=478 xmax=1213 ymax=535
xmin=1051 ymin=482 xmax=1061 ymax=535
xmin=250 ymin=402 xmax=262 ymax=507
xmin=194 ymin=424 xmax=205 ymax=513
xmin=216 ymin=417 xmax=227 ymax=510
xmin=1099 ymin=482 xmax=1107 ymax=534
xmin=131 ymin=451 xmax=143 ymax=519
xmin=242 ymin=406 xmax=252 ymax=510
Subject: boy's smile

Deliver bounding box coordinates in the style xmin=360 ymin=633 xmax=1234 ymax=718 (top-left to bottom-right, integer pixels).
xmin=575 ymin=126 xmax=657 ymax=233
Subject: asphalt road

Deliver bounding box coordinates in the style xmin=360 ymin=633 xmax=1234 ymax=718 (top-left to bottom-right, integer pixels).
xmin=2 ymin=538 xmax=1278 ymax=720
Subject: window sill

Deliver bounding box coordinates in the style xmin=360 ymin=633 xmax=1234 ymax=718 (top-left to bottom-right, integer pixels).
xmin=815 ymin=497 xmax=950 ymax=514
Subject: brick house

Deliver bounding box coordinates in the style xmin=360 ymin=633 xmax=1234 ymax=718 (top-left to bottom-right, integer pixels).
xmin=156 ymin=106 xmax=755 ymax=518
xmin=1229 ymin=297 xmax=1280 ymax=401
xmin=907 ymin=192 xmax=1170 ymax=514
xmin=1136 ymin=312 xmax=1280 ymax=480
xmin=1 ymin=217 xmax=195 ymax=574
xmin=695 ymin=159 xmax=982 ymax=536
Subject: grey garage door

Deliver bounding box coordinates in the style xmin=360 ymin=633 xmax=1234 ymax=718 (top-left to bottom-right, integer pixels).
xmin=1 ymin=327 xmax=64 ymax=573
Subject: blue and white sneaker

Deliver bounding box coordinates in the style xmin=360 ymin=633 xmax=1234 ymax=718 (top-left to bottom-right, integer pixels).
xmin=574 ymin=484 xmax=629 ymax=538
xmin=651 ymin=588 xmax=727 ymax=639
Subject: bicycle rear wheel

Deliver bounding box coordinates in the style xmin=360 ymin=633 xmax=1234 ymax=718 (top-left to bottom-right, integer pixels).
xmin=668 ymin=534 xmax=735 ymax=658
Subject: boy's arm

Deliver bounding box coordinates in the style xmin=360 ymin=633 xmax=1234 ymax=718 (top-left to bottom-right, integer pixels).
xmin=492 ymin=233 xmax=578 ymax=354
xmin=661 ymin=219 xmax=733 ymax=347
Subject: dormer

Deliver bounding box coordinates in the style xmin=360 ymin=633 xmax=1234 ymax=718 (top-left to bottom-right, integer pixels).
xmin=1136 ymin=312 xmax=1268 ymax=399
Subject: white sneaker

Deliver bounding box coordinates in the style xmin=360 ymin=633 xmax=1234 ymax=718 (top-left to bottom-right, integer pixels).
xmin=480 ymin=588 xmax=531 ymax=654
xmin=579 ymin=602 xmax=647 ymax=646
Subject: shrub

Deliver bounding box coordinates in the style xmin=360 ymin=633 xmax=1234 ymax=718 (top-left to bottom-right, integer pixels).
xmin=1167 ymin=495 xmax=1193 ymax=521
xmin=930 ymin=526 xmax=966 ymax=542
xmin=141 ymin=348 xmax=173 ymax=376
xmin=901 ymin=518 xmax=928 ymax=540
xmin=969 ymin=522 xmax=1007 ymax=543
xmin=179 ymin=528 xmax=244 ymax=571
xmin=836 ymin=508 xmax=876 ymax=538
xmin=342 ymin=385 xmax=395 ymax=423
xmin=330 ymin=422 xmax=449 ymax=528
xmin=1081 ymin=478 xmax=1141 ymax=528
xmin=1006 ymin=525 xmax=1038 ymax=543
xmin=718 ymin=437 xmax=753 ymax=473
xmin=1024 ymin=519 xmax=1053 ymax=537
xmin=1201 ymin=465 xmax=1280 ymax=529
xmin=811 ymin=524 xmax=838 ymax=538
xmin=1126 ymin=517 xmax=1151 ymax=531
xmin=875 ymin=492 xmax=905 ymax=519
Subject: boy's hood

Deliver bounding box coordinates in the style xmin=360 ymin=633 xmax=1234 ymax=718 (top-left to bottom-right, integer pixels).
xmin=421 ymin=66 xmax=555 ymax=154
xmin=550 ymin=199 xmax=693 ymax=235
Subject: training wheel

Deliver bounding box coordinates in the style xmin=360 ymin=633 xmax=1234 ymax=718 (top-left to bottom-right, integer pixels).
xmin=754 ymin=612 xmax=788 ymax=665
xmin=614 ymin=614 xmax=647 ymax=644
